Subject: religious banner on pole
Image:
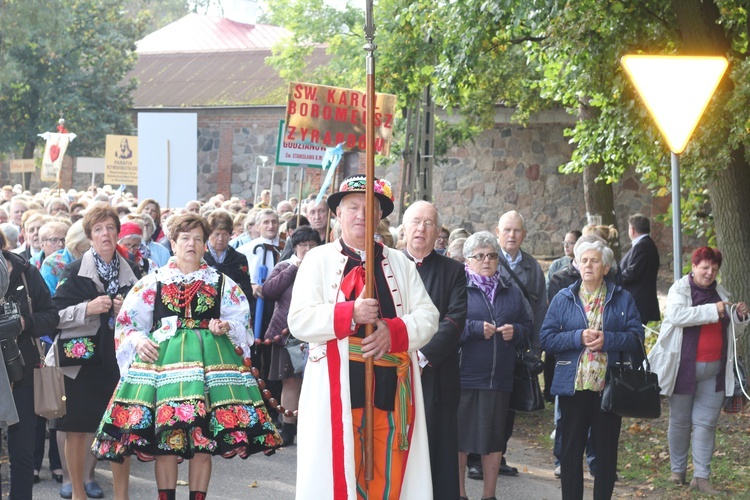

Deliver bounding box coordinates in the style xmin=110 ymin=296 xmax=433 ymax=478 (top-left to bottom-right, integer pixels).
xmin=104 ymin=135 xmax=138 ymax=185
xmin=38 ymin=120 xmax=76 ymax=182
xmin=284 ymin=82 xmax=397 ymax=155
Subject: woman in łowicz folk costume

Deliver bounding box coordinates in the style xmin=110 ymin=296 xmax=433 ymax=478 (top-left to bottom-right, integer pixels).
xmin=92 ymin=214 xmax=280 ymax=500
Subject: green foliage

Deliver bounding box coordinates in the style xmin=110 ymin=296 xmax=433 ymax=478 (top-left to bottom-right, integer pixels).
xmin=0 ymin=0 xmax=146 ymax=158
xmin=120 ymin=0 xmax=187 ymax=33
xmin=263 ymin=0 xmax=750 ymax=247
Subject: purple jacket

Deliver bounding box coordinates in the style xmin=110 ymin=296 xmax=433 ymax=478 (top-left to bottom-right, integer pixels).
xmin=261 ymin=261 xmax=298 ymax=343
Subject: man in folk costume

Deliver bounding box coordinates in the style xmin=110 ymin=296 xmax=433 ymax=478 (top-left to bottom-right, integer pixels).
xmin=288 ymin=175 xmax=439 ymax=500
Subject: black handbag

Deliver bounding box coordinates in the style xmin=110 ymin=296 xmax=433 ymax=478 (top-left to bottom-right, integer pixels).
xmin=510 ymin=340 xmax=545 ymax=412
xmin=57 ymin=331 xmax=102 ymax=367
xmin=600 ymin=333 xmax=661 ymax=419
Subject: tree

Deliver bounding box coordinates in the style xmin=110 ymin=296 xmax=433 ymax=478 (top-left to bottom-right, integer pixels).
xmin=264 ymin=0 xmax=750 ymax=336
xmin=0 ymin=0 xmax=147 ymax=162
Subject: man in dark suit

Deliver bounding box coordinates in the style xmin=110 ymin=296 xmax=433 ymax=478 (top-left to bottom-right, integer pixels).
xmin=403 ymin=201 xmax=467 ymax=500
xmin=619 ymin=214 xmax=661 ymax=323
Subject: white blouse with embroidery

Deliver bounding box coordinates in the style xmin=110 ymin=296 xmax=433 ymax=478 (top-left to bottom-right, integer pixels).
xmin=114 ymin=258 xmax=251 ymax=376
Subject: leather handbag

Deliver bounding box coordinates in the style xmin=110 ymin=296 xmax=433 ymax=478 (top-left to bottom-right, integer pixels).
xmin=21 ymin=272 xmax=66 ymax=420
xmin=601 ymin=333 xmax=661 ymax=419
xmin=33 ymin=339 xmax=66 ymax=419
xmin=510 ymin=339 xmax=545 ymax=412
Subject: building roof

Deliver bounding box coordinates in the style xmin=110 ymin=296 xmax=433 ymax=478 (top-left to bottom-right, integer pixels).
xmin=130 ymin=14 xmax=326 ymax=108
xmin=137 ymin=13 xmax=291 ymax=53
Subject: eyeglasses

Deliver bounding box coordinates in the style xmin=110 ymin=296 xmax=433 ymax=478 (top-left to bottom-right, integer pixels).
xmin=406 ymin=219 xmax=436 ymax=228
xmin=296 ymin=242 xmax=317 ymax=249
xmin=562 ymin=241 xmax=576 ymax=247
xmin=42 ymin=237 xmax=65 ymax=245
xmin=467 ymin=252 xmax=499 ymax=261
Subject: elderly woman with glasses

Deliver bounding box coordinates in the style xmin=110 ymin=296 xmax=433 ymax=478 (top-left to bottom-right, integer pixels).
xmin=458 ymin=231 xmax=532 ymax=500
xmin=541 ymin=236 xmax=643 ymax=500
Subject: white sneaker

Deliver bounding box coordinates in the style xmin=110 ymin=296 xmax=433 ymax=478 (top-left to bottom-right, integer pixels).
xmin=554 ymin=466 xmax=561 ymax=479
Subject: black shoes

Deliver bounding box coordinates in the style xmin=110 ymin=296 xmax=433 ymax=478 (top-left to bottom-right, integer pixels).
xmin=498 ymin=463 xmax=519 ymax=476
xmin=467 ymin=462 xmax=520 ymax=480
xmin=467 ymin=465 xmax=483 ymax=480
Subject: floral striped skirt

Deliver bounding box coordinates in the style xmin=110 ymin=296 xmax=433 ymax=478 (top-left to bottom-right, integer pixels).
xmin=92 ymin=327 xmax=281 ymax=462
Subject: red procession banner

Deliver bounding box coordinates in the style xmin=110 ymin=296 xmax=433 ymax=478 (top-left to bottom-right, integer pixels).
xmin=284 ymin=82 xmax=397 ymax=155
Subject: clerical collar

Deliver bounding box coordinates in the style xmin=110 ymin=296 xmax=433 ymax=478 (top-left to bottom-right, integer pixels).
xmin=404 ymin=248 xmax=434 ymax=265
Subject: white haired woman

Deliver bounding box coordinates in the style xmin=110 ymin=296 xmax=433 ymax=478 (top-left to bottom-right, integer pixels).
xmin=458 ymin=231 xmax=532 ymax=500
xmin=541 ymin=237 xmax=643 ymax=500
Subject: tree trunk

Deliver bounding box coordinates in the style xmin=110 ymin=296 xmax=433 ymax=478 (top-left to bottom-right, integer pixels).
xmin=707 ymin=150 xmax=750 ymax=362
xmin=674 ymin=0 xmax=750 ymax=361
xmin=583 ymin=162 xmax=620 ymax=260
xmin=579 ymin=102 xmax=621 ymax=260
xmin=22 ymin=140 xmax=35 ymax=189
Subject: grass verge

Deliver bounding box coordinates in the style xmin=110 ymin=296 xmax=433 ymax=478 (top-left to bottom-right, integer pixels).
xmin=515 ymin=397 xmax=750 ymax=498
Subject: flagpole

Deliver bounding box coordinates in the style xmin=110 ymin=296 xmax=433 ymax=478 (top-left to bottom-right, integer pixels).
xmin=363 ymin=0 xmax=376 ymax=482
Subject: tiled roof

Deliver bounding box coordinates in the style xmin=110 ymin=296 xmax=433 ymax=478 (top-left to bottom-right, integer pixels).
xmin=130 ymin=14 xmax=327 ymax=108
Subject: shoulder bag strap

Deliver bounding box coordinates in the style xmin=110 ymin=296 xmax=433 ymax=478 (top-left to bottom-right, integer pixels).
xmin=496 ymin=256 xmax=531 ymax=303
xmin=19 ymin=271 xmax=46 ymax=361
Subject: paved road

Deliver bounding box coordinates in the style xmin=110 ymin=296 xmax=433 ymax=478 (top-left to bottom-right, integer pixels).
xmin=32 ymin=436 xmax=566 ymax=499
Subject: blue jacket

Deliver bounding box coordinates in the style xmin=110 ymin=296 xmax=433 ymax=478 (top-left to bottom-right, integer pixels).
xmin=459 ymin=274 xmax=533 ymax=392
xmin=540 ymin=279 xmax=644 ymax=397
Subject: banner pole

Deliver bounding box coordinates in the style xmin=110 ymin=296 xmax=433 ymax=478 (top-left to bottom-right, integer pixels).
xmin=363 ymin=0 xmax=377 ymax=482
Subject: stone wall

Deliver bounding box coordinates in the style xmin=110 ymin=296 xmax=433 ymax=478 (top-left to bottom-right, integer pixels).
xmin=382 ymin=109 xmax=671 ymax=262
xmin=0 ymin=105 xmax=676 ymax=264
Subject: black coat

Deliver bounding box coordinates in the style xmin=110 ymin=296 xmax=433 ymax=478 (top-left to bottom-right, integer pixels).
xmin=203 ymin=246 xmax=253 ymax=299
xmin=406 ymin=251 xmax=467 ymax=408
xmin=3 ymin=251 xmax=59 ymax=387
xmin=619 ymin=235 xmax=661 ymax=323
xmin=406 ymin=250 xmax=466 ymax=500
xmin=548 ymin=263 xmax=581 ymax=303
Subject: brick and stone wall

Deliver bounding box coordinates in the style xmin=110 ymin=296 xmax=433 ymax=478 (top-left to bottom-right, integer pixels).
xmin=0 ymin=105 xmax=676 ymax=265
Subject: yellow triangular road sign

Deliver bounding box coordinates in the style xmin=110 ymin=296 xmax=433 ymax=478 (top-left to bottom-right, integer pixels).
xmin=621 ymin=55 xmax=728 ymax=154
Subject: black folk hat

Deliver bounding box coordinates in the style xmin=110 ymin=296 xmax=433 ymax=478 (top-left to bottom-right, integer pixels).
xmin=326 ymin=175 xmax=395 ymax=219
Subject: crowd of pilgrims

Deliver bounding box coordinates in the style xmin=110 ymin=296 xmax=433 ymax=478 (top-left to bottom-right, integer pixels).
xmin=0 ymin=181 xmax=741 ymax=500
xmin=0 ymin=184 xmax=461 ymax=500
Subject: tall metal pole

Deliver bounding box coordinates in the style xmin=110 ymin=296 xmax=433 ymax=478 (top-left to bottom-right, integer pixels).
xmin=363 ymin=0 xmax=377 ymax=482
xmin=671 ymin=152 xmax=682 ymax=281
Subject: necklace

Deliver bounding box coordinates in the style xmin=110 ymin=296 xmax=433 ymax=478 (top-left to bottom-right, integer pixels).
xmin=163 ymin=280 xmax=204 ymax=309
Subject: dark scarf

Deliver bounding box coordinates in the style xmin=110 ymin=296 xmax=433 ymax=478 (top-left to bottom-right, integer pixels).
xmin=92 ymin=249 xmax=120 ymax=297
xmin=673 ymin=274 xmax=729 ymax=394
